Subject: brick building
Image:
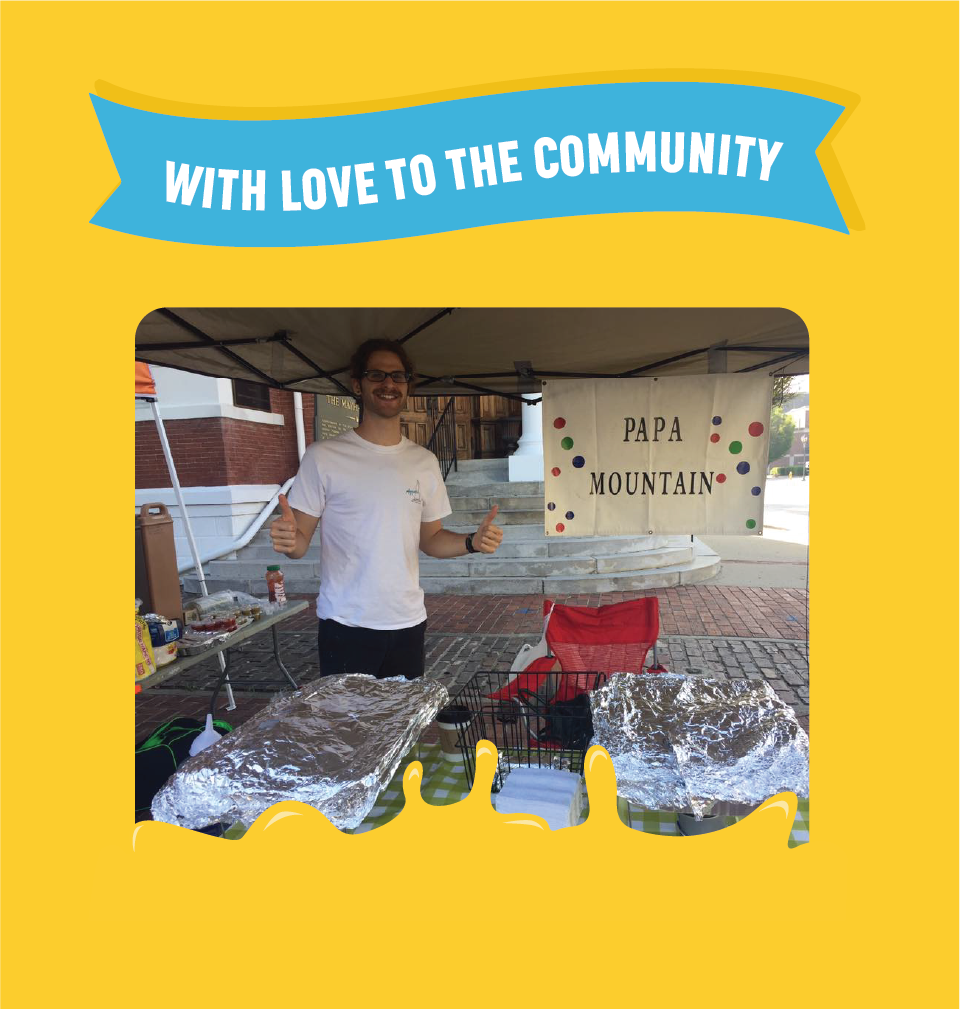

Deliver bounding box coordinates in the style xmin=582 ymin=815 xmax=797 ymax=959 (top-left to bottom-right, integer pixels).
xmin=135 ymin=366 xmax=519 ymax=567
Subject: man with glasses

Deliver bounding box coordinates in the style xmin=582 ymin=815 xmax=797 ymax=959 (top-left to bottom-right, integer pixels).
xmin=269 ymin=338 xmax=503 ymax=679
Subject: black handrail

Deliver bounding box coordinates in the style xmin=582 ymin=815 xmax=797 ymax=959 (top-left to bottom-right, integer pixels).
xmin=425 ymin=398 xmax=459 ymax=481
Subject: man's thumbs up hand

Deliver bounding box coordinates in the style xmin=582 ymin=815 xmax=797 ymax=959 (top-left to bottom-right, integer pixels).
xmin=474 ymin=504 xmax=504 ymax=554
xmin=270 ymin=493 xmax=298 ymax=555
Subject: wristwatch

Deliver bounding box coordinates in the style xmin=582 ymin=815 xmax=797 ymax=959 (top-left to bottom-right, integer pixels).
xmin=465 ymin=534 xmax=478 ymax=554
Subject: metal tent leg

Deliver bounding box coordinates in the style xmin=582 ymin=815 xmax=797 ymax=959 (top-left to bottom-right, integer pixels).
xmin=219 ymin=652 xmax=236 ymax=710
xmin=272 ymin=624 xmax=300 ymax=690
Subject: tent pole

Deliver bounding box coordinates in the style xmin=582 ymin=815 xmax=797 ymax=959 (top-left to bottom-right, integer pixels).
xmin=150 ymin=400 xmax=236 ymax=710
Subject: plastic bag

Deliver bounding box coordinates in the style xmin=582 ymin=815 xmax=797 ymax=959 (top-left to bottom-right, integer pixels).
xmin=183 ymin=589 xmax=280 ymax=623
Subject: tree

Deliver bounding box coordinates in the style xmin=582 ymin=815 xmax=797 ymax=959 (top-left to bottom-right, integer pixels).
xmin=773 ymin=375 xmax=797 ymax=406
xmin=768 ymin=406 xmax=796 ymax=463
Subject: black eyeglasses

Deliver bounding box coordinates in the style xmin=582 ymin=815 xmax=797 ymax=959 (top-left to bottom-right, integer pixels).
xmin=362 ymin=369 xmax=412 ymax=384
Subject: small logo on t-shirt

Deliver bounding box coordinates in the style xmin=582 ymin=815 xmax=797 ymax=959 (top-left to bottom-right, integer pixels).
xmin=406 ymin=480 xmax=423 ymax=505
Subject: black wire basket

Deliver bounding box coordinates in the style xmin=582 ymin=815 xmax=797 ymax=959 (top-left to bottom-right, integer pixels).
xmin=452 ymin=671 xmax=607 ymax=790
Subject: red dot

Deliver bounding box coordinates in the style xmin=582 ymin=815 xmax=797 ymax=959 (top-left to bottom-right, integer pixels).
xmin=710 ymin=433 xmax=720 ymax=443
xmin=716 ymin=473 xmax=727 ymax=483
xmin=748 ymin=422 xmax=764 ymax=437
xmin=554 ymin=418 xmax=566 ymax=429
xmin=551 ymin=467 xmax=561 ymax=477
xmin=556 ymin=522 xmax=565 ymax=532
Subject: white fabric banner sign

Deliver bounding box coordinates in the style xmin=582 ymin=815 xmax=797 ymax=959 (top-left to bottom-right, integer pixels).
xmin=542 ymin=375 xmax=773 ymax=536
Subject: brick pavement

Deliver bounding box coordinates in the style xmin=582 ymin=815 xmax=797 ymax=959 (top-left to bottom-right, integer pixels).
xmin=136 ymin=585 xmax=809 ymax=739
xmin=135 ymin=691 xmax=272 ymax=742
xmin=423 ymin=586 xmax=808 ymax=639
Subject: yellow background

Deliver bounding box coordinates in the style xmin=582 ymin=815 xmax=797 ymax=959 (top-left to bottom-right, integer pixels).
xmin=1 ymin=2 xmax=956 ymax=1005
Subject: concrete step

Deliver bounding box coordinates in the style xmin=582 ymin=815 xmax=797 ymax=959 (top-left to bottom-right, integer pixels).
xmin=449 ymin=494 xmax=544 ymax=511
xmin=244 ymin=496 xmax=547 ymax=546
xmin=196 ymin=486 xmax=720 ymax=596
xmin=447 ymin=480 xmax=543 ymax=498
xmin=419 ymin=543 xmax=694 ymax=579
xmin=240 ymin=531 xmax=679 ymax=562
xmin=204 ymin=559 xmax=321 ymax=581
xmin=452 ymin=509 xmax=544 ymax=525
xmin=420 ymin=548 xmax=720 ymax=594
xmin=451 ymin=458 xmax=507 ymax=472
xmin=188 ymin=538 xmax=719 ymax=598
xmin=246 ymin=505 xmax=545 ymax=530
xmin=216 ymin=537 xmax=692 ymax=577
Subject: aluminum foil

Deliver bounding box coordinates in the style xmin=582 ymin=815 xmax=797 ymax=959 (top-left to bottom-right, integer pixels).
xmin=590 ymin=673 xmax=809 ymax=817
xmin=151 ymin=674 xmax=449 ymax=831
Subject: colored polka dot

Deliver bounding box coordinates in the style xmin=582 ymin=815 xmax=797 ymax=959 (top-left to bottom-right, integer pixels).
xmin=551 ymin=467 xmax=561 ymax=477
xmin=729 ymin=441 xmax=742 ymax=454
xmin=554 ymin=418 xmax=566 ymax=429
xmin=751 ymin=486 xmax=761 ymax=496
xmin=712 ymin=416 xmax=722 ymax=426
xmin=565 ymin=511 xmax=575 ymax=520
xmin=572 ymin=456 xmax=585 ymax=468
xmin=736 ymin=461 xmax=750 ymax=475
xmin=745 ymin=519 xmax=757 ymax=530
xmin=716 ymin=473 xmax=727 ymax=483
xmin=710 ymin=433 xmax=720 ymax=443
xmin=748 ymin=422 xmax=764 ymax=437
xmin=547 ymin=502 xmax=556 ymax=511
xmin=556 ymin=523 xmax=565 ymax=533
xmin=560 ymin=437 xmax=574 ymax=450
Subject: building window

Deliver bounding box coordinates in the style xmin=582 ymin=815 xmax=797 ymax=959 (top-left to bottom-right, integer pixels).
xmin=233 ymin=379 xmax=273 ymax=412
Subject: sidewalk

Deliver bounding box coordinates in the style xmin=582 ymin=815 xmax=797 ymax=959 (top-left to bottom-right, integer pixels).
xmin=135 ymin=584 xmax=809 ymax=740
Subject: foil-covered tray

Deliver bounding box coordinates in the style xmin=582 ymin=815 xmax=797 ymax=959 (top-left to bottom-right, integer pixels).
xmin=151 ymin=674 xmax=449 ymax=831
xmin=590 ymin=673 xmax=809 ymax=817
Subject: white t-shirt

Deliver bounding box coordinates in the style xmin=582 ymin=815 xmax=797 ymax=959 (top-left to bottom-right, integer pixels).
xmin=287 ymin=429 xmax=452 ymax=629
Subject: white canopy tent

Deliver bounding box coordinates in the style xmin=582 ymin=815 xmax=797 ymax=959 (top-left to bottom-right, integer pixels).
xmin=135 ymin=307 xmax=809 ymax=399
xmin=135 ymin=308 xmax=808 ymax=703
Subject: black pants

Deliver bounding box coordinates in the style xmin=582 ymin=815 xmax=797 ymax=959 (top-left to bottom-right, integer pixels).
xmin=317 ymin=618 xmax=427 ymax=680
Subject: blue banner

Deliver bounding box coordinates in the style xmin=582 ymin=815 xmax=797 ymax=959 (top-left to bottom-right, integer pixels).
xmin=91 ymin=82 xmax=848 ymax=246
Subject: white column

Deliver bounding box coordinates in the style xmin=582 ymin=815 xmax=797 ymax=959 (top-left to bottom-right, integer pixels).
xmin=508 ymin=395 xmax=544 ymax=482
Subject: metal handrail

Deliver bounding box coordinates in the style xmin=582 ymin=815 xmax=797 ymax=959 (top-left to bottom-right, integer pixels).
xmin=425 ymin=398 xmax=459 ymax=480
xmin=175 ymin=477 xmax=295 ymax=575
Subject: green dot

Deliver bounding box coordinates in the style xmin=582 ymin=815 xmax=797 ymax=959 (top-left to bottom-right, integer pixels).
xmin=729 ymin=441 xmax=743 ymax=454
xmin=560 ymin=437 xmax=574 ymax=450
xmin=745 ymin=519 xmax=757 ymax=529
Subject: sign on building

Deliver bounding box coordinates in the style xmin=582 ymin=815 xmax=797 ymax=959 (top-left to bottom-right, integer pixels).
xmin=316 ymin=394 xmax=359 ymax=440
xmin=542 ymin=375 xmax=773 ymax=536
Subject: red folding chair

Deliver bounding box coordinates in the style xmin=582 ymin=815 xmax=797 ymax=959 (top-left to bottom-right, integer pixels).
xmin=486 ymin=598 xmax=666 ymax=754
xmin=545 ymin=597 xmax=664 ymax=693
xmin=496 ymin=597 xmax=666 ymax=703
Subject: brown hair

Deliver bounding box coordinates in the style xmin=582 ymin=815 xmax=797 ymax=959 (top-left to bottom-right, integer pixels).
xmin=348 ymin=339 xmax=416 ymax=386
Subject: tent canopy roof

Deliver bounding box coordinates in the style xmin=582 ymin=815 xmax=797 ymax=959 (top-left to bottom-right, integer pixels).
xmin=135 ymin=307 xmax=808 ymax=398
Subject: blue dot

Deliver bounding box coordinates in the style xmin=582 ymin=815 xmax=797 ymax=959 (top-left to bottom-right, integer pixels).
xmin=565 ymin=511 xmax=575 ymax=520
xmin=712 ymin=416 xmax=722 ymax=426
xmin=751 ymin=486 xmax=761 ymax=496
xmin=736 ymin=461 xmax=750 ymax=475
xmin=547 ymin=502 xmax=556 ymax=511
xmin=572 ymin=456 xmax=585 ymax=468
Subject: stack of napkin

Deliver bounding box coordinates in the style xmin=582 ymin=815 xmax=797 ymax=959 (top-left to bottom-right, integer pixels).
xmin=493 ymin=766 xmax=583 ymax=829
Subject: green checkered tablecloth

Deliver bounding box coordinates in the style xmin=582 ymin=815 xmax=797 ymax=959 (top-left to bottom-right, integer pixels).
xmin=352 ymin=743 xmax=810 ymax=846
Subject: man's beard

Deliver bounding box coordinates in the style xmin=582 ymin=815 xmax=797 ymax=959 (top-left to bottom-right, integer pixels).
xmin=363 ymin=386 xmax=407 ymax=417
